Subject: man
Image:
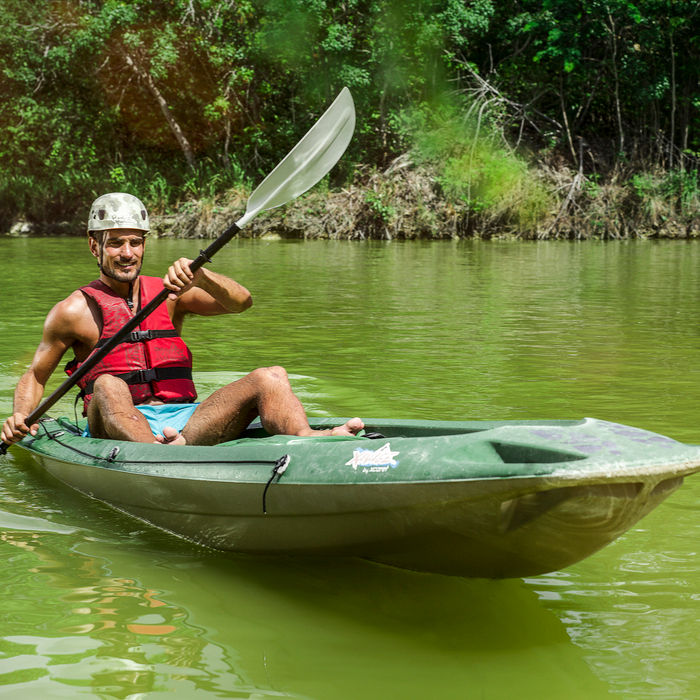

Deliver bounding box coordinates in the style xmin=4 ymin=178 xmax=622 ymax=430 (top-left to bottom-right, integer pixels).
xmin=1 ymin=193 xmax=363 ymax=447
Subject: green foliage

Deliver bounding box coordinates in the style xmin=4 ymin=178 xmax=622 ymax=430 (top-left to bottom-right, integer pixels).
xmin=631 ymin=169 xmax=700 ymax=223
xmin=482 ymin=0 xmax=700 ymax=167
xmin=364 ymin=190 xmax=396 ymax=223
xmin=0 ymin=0 xmax=697 ymax=237
xmin=406 ymin=99 xmax=554 ymax=232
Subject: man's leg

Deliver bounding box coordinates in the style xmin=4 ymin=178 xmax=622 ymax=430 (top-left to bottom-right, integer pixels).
xmin=87 ymin=374 xmax=159 ymax=442
xmin=181 ymin=366 xmax=363 ymax=446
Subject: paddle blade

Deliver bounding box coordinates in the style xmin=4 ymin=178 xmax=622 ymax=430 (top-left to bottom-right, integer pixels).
xmin=236 ymin=88 xmax=355 ymax=228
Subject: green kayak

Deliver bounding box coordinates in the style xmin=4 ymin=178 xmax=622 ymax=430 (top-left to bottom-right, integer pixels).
xmin=14 ymin=415 xmax=700 ymax=578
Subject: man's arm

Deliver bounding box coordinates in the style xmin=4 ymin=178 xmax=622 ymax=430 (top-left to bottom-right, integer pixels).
xmin=1 ymin=294 xmax=85 ymax=445
xmin=164 ymin=257 xmax=252 ymax=321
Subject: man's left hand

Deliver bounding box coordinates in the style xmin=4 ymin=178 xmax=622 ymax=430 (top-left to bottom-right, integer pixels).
xmin=163 ymin=258 xmax=200 ymax=300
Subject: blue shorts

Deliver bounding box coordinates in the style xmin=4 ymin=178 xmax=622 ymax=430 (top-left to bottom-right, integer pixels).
xmin=83 ymin=403 xmax=199 ymax=438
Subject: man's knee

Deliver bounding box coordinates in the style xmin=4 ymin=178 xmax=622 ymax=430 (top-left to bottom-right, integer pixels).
xmin=92 ymin=374 xmax=131 ymax=401
xmin=248 ymin=365 xmax=289 ymax=387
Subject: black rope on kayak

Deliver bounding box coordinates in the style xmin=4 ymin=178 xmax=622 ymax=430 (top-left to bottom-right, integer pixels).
xmin=262 ymin=454 xmax=291 ymax=515
xmin=37 ymin=420 xmax=122 ymax=463
xmin=35 ymin=420 xmax=284 ymax=467
xmin=38 ymin=420 xmax=112 ymax=462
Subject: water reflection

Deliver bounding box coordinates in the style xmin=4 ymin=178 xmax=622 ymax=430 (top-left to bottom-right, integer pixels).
xmin=526 ymin=476 xmax=700 ymax=700
xmin=0 ymin=510 xmax=276 ymax=697
xmin=0 ymin=457 xmax=611 ymax=699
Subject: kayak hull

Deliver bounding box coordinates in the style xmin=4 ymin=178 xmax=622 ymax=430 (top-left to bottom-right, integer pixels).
xmin=15 ymin=416 xmax=700 ymax=578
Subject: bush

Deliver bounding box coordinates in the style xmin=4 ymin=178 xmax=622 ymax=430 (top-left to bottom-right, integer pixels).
xmin=403 ymin=99 xmax=554 ymax=236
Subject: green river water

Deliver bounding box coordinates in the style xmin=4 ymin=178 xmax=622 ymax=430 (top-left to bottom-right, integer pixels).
xmin=0 ymin=236 xmax=698 ymax=699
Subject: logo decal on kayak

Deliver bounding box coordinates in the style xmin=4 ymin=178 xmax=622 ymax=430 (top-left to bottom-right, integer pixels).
xmin=345 ymin=443 xmax=399 ymax=473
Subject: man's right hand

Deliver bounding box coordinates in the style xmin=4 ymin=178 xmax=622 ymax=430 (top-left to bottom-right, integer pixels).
xmin=1 ymin=413 xmax=38 ymax=446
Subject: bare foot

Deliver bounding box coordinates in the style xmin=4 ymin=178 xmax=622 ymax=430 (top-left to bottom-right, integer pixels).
xmin=155 ymin=426 xmax=187 ymax=446
xmin=329 ymin=417 xmax=365 ymax=437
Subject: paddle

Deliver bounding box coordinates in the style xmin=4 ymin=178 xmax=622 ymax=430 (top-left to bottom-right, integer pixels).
xmin=1 ymin=87 xmax=355 ymax=454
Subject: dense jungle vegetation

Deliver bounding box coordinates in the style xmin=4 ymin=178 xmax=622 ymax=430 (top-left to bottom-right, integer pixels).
xmin=1 ymin=0 xmax=698 ymax=239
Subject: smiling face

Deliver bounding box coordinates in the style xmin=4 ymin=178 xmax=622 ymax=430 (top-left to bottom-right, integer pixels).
xmin=89 ymin=228 xmax=146 ymax=284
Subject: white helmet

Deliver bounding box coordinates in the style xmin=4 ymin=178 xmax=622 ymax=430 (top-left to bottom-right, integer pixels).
xmin=88 ymin=192 xmax=149 ymax=233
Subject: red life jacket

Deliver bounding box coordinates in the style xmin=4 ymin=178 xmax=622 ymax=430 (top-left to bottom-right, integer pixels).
xmin=65 ymin=276 xmax=197 ymax=414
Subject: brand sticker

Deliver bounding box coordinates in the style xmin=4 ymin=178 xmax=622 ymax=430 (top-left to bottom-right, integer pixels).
xmin=345 ymin=443 xmax=400 ymax=473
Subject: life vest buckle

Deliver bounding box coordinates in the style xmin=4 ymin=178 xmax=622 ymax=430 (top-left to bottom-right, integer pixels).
xmin=129 ymin=330 xmax=155 ymax=342
xmin=134 ymin=368 xmax=158 ymax=384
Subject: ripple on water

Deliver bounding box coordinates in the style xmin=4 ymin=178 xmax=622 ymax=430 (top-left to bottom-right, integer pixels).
xmin=525 ymin=529 xmax=700 ymax=699
xmin=2 ymin=238 xmax=700 ymax=699
xmin=0 ymin=511 xmax=78 ymax=536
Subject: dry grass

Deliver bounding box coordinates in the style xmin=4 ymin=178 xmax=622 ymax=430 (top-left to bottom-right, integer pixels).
xmin=152 ymin=157 xmax=538 ymax=240
xmin=146 ymin=161 xmax=699 ymax=241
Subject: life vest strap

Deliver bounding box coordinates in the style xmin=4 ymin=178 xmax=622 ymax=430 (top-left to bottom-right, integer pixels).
xmin=95 ymin=329 xmax=179 ymax=348
xmin=83 ymin=366 xmax=193 ymax=395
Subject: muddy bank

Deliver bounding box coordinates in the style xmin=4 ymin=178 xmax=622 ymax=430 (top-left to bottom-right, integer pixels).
xmin=151 ymin=158 xmax=700 ymax=241
xmin=5 ymin=160 xmax=699 ymax=240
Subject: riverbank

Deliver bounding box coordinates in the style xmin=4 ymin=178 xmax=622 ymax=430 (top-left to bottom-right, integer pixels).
xmin=5 ymin=159 xmax=699 ymax=240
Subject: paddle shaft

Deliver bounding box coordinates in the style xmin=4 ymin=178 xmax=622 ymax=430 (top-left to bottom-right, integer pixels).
xmin=0 ymin=222 xmax=240 ymax=452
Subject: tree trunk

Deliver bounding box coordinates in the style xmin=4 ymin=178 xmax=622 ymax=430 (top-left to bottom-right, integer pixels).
xmin=668 ymin=29 xmax=676 ymax=170
xmin=559 ymin=74 xmax=577 ymax=164
xmin=606 ymin=11 xmax=625 ymax=160
xmin=123 ymin=52 xmax=196 ymax=169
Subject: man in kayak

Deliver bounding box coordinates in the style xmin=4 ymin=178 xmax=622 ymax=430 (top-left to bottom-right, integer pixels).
xmin=1 ymin=192 xmax=363 ymax=447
